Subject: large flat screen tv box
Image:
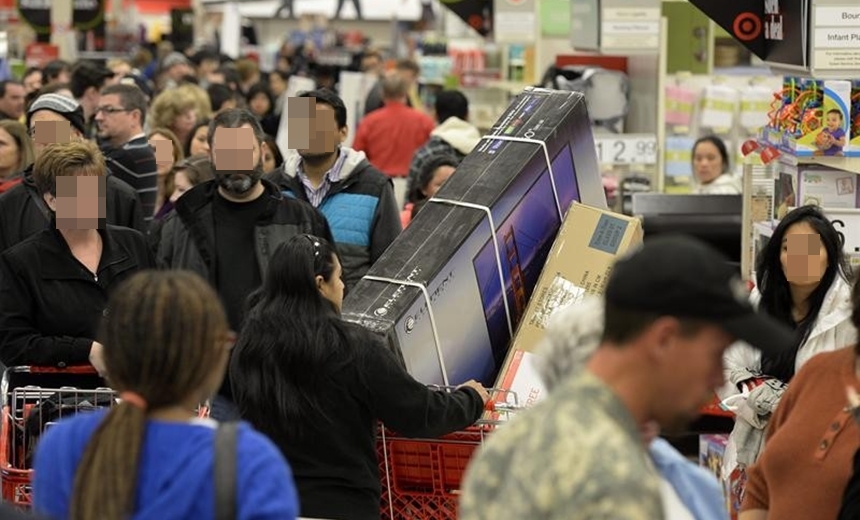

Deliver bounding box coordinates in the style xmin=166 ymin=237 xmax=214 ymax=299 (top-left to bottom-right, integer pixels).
xmin=342 ymin=88 xmax=607 ymax=386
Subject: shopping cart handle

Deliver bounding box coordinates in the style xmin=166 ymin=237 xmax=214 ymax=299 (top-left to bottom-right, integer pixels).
xmin=27 ymin=365 xmax=97 ymax=375
xmin=484 ymin=400 xmax=520 ymax=413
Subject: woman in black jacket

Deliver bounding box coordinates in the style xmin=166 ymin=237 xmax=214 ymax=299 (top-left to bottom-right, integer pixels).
xmin=0 ymin=141 xmax=154 ymax=372
xmin=230 ymin=234 xmax=489 ymax=520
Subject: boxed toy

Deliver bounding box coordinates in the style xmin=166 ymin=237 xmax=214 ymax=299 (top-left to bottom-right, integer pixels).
xmin=341 ymin=88 xmax=607 ymax=386
xmin=700 ymin=434 xmax=746 ymax=520
xmin=851 ymin=80 xmax=860 ymax=156
xmin=781 ymin=78 xmax=852 ymax=157
xmin=493 ymin=202 xmax=643 ymax=401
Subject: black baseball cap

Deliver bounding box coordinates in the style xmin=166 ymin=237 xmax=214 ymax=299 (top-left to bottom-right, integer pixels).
xmin=605 ymin=235 xmax=795 ymax=356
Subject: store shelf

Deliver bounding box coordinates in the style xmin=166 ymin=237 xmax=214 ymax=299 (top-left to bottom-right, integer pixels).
xmin=797 ymin=157 xmax=860 ymax=175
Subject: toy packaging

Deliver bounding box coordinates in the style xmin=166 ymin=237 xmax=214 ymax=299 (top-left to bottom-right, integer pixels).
xmin=851 ymin=80 xmax=860 ymax=155
xmin=699 ymin=434 xmax=747 ymax=520
xmin=769 ymin=77 xmax=852 ymax=157
xmin=341 ymin=88 xmax=607 ymax=386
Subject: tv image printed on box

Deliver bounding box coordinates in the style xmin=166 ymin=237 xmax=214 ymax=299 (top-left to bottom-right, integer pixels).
xmin=341 ymin=88 xmax=607 ymax=386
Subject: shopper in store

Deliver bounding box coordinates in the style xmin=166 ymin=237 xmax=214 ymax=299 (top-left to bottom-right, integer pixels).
xmin=42 ymin=60 xmax=72 ymax=87
xmin=840 ymin=387 xmax=860 ymax=519
xmin=149 ymin=86 xmax=204 ymax=152
xmin=533 ymin=295 xmax=729 ymax=520
xmin=148 ymin=154 xmax=214 ymax=253
xmin=407 ymin=89 xmax=480 ymax=199
xmin=95 ymin=84 xmax=159 ymax=222
xmin=267 ymin=88 xmax=401 ymax=291
xmin=230 ymin=234 xmax=488 ymax=520
xmin=31 ymin=270 xmax=299 ymax=520
xmin=0 ymin=80 xmax=26 ymax=122
xmin=460 ymin=235 xmax=794 ymax=520
xmin=22 ymin=67 xmax=43 ymax=96
xmin=0 ymin=140 xmax=153 ymax=370
xmin=0 ymin=94 xmax=145 ymax=253
xmin=69 ymin=61 xmax=116 ymax=140
xmin=0 ymin=120 xmax=35 ymax=193
xmin=262 ymin=135 xmax=284 ymax=173
xmin=718 ymin=205 xmax=856 ymax=474
xmin=148 ymin=127 xmax=185 ymax=218
xmin=353 ymin=73 xmax=435 ymax=206
xmin=363 ymin=58 xmax=422 ymax=116
xmin=692 ymin=135 xmax=742 ymax=195
xmin=245 ymin=82 xmax=280 ymax=137
xmin=402 ymin=153 xmax=458 ymax=227
xmin=185 ymin=119 xmax=212 ymax=157
xmin=155 ymin=108 xmax=332 ymax=420
xmin=739 ymin=288 xmax=860 ymax=519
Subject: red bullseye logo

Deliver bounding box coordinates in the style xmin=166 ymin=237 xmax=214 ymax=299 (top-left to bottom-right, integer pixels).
xmin=733 ymin=12 xmax=762 ymax=41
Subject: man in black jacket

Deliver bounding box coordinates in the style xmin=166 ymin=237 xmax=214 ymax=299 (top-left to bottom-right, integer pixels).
xmin=0 ymin=94 xmax=144 ymax=253
xmin=267 ymin=88 xmax=401 ymax=291
xmin=156 ymin=108 xmax=332 ymax=420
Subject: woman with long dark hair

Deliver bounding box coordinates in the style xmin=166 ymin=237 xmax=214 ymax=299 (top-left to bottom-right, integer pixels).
xmin=720 ymin=205 xmax=857 ymax=473
xmin=32 ymin=271 xmax=299 ymax=520
xmin=230 ymin=234 xmax=489 ymax=520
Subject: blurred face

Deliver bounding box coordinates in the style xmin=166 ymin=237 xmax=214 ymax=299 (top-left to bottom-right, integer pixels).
xmin=289 ymin=99 xmax=346 ymax=159
xmin=172 ymin=109 xmax=197 ymax=139
xmin=423 ymin=165 xmax=455 ymax=198
xmin=317 ymin=254 xmax=345 ymax=312
xmin=651 ymin=320 xmax=733 ymax=433
xmin=693 ymin=141 xmax=725 ymax=185
xmin=210 ymin=124 xmax=263 ymax=197
xmin=361 ymin=56 xmax=382 ymax=75
xmin=781 ymin=221 xmax=828 ymax=287
xmin=23 ymin=71 xmax=43 ymax=94
xmin=269 ymin=74 xmax=287 ymax=97
xmin=44 ymin=174 xmax=107 ymax=230
xmin=0 ymin=83 xmax=26 ymax=120
xmin=0 ymin=128 xmax=22 ymax=177
xmin=206 ymin=71 xmax=226 ymax=86
xmin=149 ymin=134 xmax=175 ymax=176
xmin=170 ymin=169 xmax=193 ymax=203
xmin=262 ymin=142 xmax=277 ymax=173
xmin=190 ymin=126 xmax=210 ymax=156
xmin=249 ymin=93 xmax=271 ymax=117
xmin=95 ymin=93 xmax=138 ymax=144
xmin=30 ymin=111 xmax=78 ymax=158
xmin=397 ymin=68 xmax=418 ymax=87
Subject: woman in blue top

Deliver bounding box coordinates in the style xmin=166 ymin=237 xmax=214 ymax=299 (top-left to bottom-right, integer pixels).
xmin=32 ymin=270 xmax=299 ymax=520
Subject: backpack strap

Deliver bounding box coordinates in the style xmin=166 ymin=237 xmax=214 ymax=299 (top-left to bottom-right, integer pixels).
xmin=214 ymin=422 xmax=239 ymax=520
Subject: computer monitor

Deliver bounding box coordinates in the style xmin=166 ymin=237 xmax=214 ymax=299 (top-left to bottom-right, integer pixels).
xmin=631 ymin=194 xmax=743 ymax=266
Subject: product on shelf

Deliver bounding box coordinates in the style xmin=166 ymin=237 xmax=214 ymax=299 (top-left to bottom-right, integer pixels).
xmin=341 ymin=88 xmax=606 ymax=386
xmin=851 ymin=81 xmax=860 ymax=154
xmin=766 ymin=77 xmax=853 ymax=157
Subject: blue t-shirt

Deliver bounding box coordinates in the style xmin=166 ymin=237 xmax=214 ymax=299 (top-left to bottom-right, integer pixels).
xmin=32 ymin=410 xmax=299 ymax=520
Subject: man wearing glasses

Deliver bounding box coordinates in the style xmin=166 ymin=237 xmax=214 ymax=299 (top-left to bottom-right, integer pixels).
xmin=95 ymin=84 xmax=158 ymax=222
xmin=0 ymin=94 xmax=144 ymax=253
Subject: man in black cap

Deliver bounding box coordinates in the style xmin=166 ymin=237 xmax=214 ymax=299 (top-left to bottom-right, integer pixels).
xmin=460 ymin=235 xmax=796 ymax=520
xmin=0 ymin=94 xmax=144 ymax=253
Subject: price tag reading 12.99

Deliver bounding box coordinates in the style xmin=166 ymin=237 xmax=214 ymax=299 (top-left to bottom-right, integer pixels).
xmin=594 ymin=135 xmax=658 ymax=165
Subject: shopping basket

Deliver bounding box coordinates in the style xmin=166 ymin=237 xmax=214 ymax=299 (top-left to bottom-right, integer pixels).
xmin=0 ymin=365 xmax=116 ymax=507
xmin=377 ymin=387 xmax=522 ymax=520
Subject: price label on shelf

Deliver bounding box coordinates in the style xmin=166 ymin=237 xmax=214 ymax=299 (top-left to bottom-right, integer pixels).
xmin=594 ymin=134 xmax=658 ymax=165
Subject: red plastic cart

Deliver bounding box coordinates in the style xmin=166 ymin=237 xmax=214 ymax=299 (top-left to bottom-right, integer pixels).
xmin=0 ymin=365 xmax=115 ymax=508
xmin=376 ymin=387 xmax=521 ymax=520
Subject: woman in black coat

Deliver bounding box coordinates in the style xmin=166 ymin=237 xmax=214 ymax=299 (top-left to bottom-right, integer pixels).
xmin=230 ymin=234 xmax=489 ymax=520
xmin=0 ymin=141 xmax=154 ymax=373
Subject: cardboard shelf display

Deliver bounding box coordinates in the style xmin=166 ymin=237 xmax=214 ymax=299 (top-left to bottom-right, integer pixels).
xmin=342 ymin=88 xmax=607 ymax=387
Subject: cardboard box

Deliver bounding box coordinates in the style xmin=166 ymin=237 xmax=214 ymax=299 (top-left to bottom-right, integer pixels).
xmin=793 ymin=79 xmax=852 ymax=157
xmin=341 ymin=88 xmax=607 ymax=386
xmin=493 ymin=203 xmax=643 ymax=399
xmin=850 ymin=80 xmax=860 ymax=156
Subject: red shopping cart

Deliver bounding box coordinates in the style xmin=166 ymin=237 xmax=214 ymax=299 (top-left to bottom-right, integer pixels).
xmin=377 ymin=387 xmax=522 ymax=520
xmin=0 ymin=365 xmax=116 ymax=507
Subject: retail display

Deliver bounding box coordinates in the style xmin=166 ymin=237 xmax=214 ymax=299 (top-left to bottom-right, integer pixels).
xmin=342 ymin=88 xmax=607 ymax=387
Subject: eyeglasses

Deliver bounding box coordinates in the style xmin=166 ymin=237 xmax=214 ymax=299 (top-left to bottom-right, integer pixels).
xmin=95 ymin=106 xmax=131 ymax=115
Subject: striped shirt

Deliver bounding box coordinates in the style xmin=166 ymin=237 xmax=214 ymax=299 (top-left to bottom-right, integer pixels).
xmin=296 ymin=150 xmax=348 ymax=207
xmin=102 ymin=135 xmax=159 ymax=221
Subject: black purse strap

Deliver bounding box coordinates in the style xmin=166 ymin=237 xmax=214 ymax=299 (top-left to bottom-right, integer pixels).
xmin=214 ymin=422 xmax=239 ymax=520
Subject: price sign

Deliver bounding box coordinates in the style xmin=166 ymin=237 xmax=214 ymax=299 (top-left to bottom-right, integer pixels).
xmin=594 ymin=134 xmax=658 ymax=165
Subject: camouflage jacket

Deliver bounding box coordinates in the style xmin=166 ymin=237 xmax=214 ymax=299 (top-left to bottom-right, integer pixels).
xmin=459 ymin=369 xmax=664 ymax=519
